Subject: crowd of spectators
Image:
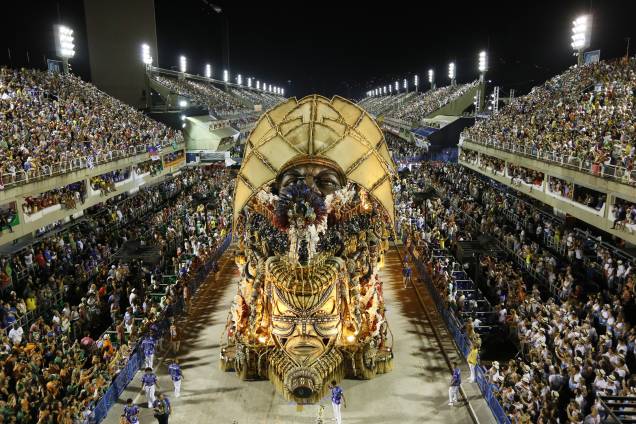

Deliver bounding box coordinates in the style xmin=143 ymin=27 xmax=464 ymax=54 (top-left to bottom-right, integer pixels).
xmin=386 ymin=81 xmax=479 ymax=124
xmin=152 ymin=75 xmax=251 ymax=116
xmin=90 ymin=170 xmax=131 ymax=196
xmin=0 ymin=68 xmax=182 ymax=187
xmin=357 ymin=92 xmax=416 ymax=116
xmin=229 ymin=88 xmax=285 ymax=109
xmin=462 ymin=59 xmax=636 ymax=183
xmin=135 ymin=159 xmax=163 ymax=177
xmin=385 ymin=132 xmax=428 ymax=163
xmin=22 ymin=182 xmax=86 ymax=215
xmin=394 ymin=160 xmax=636 ymax=422
xmin=0 ymin=165 xmax=233 ymax=423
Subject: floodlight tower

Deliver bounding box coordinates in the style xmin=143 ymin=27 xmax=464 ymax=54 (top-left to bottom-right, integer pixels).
xmin=448 ymin=62 xmax=456 ymax=86
xmin=179 ymin=55 xmax=187 ymax=73
xmin=205 ymin=64 xmax=212 ymax=79
xmin=414 ymin=74 xmax=419 ymax=93
xmin=56 ymin=25 xmax=75 ymax=74
xmin=428 ymin=69 xmax=435 ymax=90
xmin=571 ymin=14 xmax=592 ymax=65
xmin=141 ymin=44 xmax=153 ymax=108
xmin=478 ymin=51 xmax=488 ymax=82
xmin=223 ymin=69 xmax=229 ymax=84
xmin=403 ymin=78 xmax=408 ymax=93
xmin=477 ymin=51 xmax=488 ymax=112
xmin=394 ymin=80 xmax=399 ymax=94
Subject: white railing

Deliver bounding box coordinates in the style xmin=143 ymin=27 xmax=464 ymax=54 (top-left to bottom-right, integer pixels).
xmin=462 ymin=137 xmax=636 ymax=186
xmin=0 ymin=139 xmax=183 ymax=192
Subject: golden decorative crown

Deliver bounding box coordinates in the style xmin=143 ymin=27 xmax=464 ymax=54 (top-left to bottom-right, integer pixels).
xmin=233 ymin=95 xmax=396 ymax=227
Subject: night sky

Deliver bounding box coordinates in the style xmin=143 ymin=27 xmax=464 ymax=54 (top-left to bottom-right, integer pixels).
xmin=3 ymin=0 xmax=636 ymax=99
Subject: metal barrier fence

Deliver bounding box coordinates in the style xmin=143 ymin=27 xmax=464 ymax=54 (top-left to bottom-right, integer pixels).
xmin=91 ymin=233 xmax=231 ymax=423
xmin=408 ymin=243 xmax=511 ymax=424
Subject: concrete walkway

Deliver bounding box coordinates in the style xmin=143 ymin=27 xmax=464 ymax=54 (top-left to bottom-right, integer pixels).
xmin=104 ymin=247 xmax=489 ymax=424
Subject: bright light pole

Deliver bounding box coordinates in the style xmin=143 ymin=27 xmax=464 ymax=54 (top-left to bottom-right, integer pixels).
xmin=256 ymin=80 xmax=260 ymax=90
xmin=223 ymin=69 xmax=229 ymax=83
xmin=247 ymin=77 xmax=252 ymax=88
xmin=448 ymin=62 xmax=456 ymax=86
xmin=414 ymin=74 xmax=419 ymax=93
xmin=237 ymin=74 xmax=242 ymax=85
xmin=403 ymin=78 xmax=408 ymax=93
xmin=394 ymin=81 xmax=399 ymax=93
xmin=141 ymin=44 xmax=152 ymax=67
xmin=205 ymin=64 xmax=212 ymax=78
xmin=428 ymin=69 xmax=435 ymax=89
xmin=141 ymin=44 xmax=152 ymax=108
xmin=56 ymin=25 xmax=75 ymax=73
xmin=179 ymin=55 xmax=187 ymax=73
xmin=571 ymin=14 xmax=592 ymax=65
xmin=389 ymin=84 xmax=392 ymax=94
xmin=478 ymin=51 xmax=488 ymax=82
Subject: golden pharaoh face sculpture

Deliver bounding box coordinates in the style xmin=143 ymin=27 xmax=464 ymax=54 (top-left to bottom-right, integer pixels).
xmin=221 ymin=95 xmax=396 ymax=403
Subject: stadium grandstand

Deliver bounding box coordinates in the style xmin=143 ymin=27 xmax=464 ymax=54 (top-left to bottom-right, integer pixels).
xmin=2 ymin=2 xmax=636 ymax=424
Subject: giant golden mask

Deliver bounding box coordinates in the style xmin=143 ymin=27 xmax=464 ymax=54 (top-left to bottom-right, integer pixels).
xmin=221 ymin=96 xmax=395 ymax=403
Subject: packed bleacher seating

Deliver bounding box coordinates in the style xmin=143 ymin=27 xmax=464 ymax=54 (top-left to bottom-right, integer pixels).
xmin=386 ymin=81 xmax=479 ymax=123
xmin=229 ymin=87 xmax=285 ymax=109
xmin=151 ymin=75 xmax=262 ymax=117
xmin=357 ymin=92 xmax=414 ymax=116
xmin=0 ymin=68 xmax=182 ymax=189
xmin=384 ymin=132 xmax=428 ymax=163
xmin=0 ymin=165 xmax=233 ymax=422
xmin=396 ymin=160 xmax=636 ymax=423
xmin=462 ymin=59 xmax=636 ymax=184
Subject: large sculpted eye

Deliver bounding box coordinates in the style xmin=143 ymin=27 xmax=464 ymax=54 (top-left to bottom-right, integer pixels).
xmin=317 ymin=297 xmax=336 ymax=315
xmin=315 ymin=171 xmax=341 ymax=193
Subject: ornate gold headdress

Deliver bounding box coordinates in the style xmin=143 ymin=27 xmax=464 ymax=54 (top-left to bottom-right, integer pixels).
xmin=233 ymin=95 xmax=396 ymax=227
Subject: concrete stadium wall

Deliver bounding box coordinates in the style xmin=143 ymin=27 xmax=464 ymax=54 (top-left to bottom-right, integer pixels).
xmin=84 ymin=0 xmax=158 ymax=107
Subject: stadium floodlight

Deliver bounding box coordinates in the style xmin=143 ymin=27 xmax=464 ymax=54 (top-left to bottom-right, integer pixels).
xmin=205 ymin=64 xmax=212 ymax=78
xmin=448 ymin=62 xmax=456 ymax=84
xmin=478 ymin=51 xmax=488 ymax=73
xmin=56 ymin=25 xmax=75 ymax=59
xmin=256 ymin=80 xmax=260 ymax=90
xmin=428 ymin=69 xmax=434 ymax=83
xmin=268 ymin=84 xmax=272 ymax=92
xmin=141 ymin=43 xmax=152 ymax=66
xmin=179 ymin=55 xmax=187 ymax=73
xmin=223 ymin=69 xmax=229 ymax=82
xmin=414 ymin=74 xmax=419 ymax=92
xmin=262 ymin=82 xmax=267 ymax=91
xmin=179 ymin=100 xmax=188 ymax=108
xmin=403 ymin=78 xmax=408 ymax=91
xmin=389 ymin=84 xmax=392 ymax=94
xmin=56 ymin=25 xmax=75 ymax=73
xmin=237 ymin=74 xmax=242 ymax=85
xmin=383 ymin=86 xmax=386 ymax=94
xmin=281 ymin=88 xmax=285 ymax=96
xmin=394 ymin=81 xmax=399 ymax=93
xmin=571 ymin=14 xmax=592 ymax=64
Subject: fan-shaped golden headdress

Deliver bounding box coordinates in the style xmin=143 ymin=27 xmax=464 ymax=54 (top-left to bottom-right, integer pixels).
xmin=233 ymin=95 xmax=396 ymax=226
